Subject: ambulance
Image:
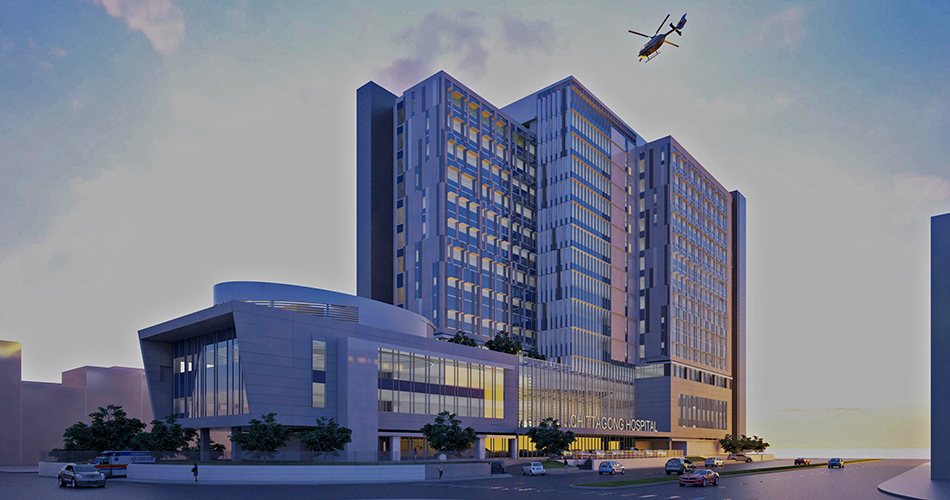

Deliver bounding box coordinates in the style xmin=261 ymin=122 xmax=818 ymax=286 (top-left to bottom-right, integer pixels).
xmin=91 ymin=451 xmax=156 ymax=477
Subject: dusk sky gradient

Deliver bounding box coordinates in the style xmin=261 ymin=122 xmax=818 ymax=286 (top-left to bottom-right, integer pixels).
xmin=1 ymin=0 xmax=948 ymax=450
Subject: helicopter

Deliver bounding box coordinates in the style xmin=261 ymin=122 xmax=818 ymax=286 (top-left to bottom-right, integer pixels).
xmin=628 ymin=13 xmax=687 ymax=62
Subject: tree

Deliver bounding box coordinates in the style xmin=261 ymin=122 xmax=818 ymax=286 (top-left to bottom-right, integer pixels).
xmin=297 ymin=417 xmax=353 ymax=460
xmin=62 ymin=405 xmax=146 ymax=452
xmin=719 ymin=434 xmax=770 ymax=454
xmin=748 ymin=435 xmax=770 ymax=453
xmin=134 ymin=415 xmax=197 ymax=460
xmin=484 ymin=331 xmax=522 ymax=355
xmin=420 ymin=411 xmax=478 ymax=457
xmin=229 ymin=413 xmax=292 ymax=461
xmin=446 ymin=331 xmax=478 ymax=347
xmin=521 ymin=347 xmax=547 ymax=361
xmin=525 ymin=418 xmax=575 ymax=457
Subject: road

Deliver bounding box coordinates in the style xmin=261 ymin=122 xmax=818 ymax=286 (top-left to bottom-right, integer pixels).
xmin=0 ymin=459 xmax=926 ymax=500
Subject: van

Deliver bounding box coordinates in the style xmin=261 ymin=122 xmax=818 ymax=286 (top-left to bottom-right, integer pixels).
xmin=91 ymin=451 xmax=155 ymax=477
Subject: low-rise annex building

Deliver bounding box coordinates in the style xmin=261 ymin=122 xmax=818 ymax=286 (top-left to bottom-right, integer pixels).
xmin=139 ymin=281 xmax=685 ymax=462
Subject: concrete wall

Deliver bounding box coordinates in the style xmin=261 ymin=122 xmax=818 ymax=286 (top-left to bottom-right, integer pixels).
xmin=590 ymin=457 xmax=673 ymax=471
xmin=0 ymin=341 xmax=22 ymax=466
xmin=124 ymin=463 xmax=427 ymax=484
xmin=424 ymin=462 xmax=490 ymax=479
xmin=20 ymin=382 xmax=85 ymax=464
xmin=933 ymin=213 xmax=950 ymax=480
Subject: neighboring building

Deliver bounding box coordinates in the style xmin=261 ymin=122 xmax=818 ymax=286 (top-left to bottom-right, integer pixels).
xmin=933 ymin=212 xmax=950 ymax=480
xmin=0 ymin=340 xmax=152 ymax=465
xmin=356 ymin=71 xmax=746 ymax=455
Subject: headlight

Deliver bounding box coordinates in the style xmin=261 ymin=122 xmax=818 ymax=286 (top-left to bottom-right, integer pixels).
xmin=75 ymin=474 xmax=84 ymax=479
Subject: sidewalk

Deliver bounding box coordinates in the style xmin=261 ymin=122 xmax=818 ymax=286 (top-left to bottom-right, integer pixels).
xmin=879 ymin=463 xmax=950 ymax=500
xmin=0 ymin=466 xmax=38 ymax=473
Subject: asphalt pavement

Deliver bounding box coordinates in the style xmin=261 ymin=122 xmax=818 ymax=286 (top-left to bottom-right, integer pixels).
xmin=0 ymin=459 xmax=927 ymax=500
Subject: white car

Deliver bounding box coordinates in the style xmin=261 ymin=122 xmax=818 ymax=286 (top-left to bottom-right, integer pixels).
xmin=705 ymin=457 xmax=724 ymax=467
xmin=522 ymin=461 xmax=546 ymax=476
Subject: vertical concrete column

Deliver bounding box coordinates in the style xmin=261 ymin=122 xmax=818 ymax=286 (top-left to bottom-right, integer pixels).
xmin=476 ymin=437 xmax=486 ymax=460
xmin=508 ymin=437 xmax=519 ymax=459
xmin=230 ymin=427 xmax=242 ymax=462
xmin=199 ymin=428 xmax=210 ymax=462
xmin=0 ymin=341 xmax=22 ymax=466
xmin=389 ymin=436 xmax=401 ymax=462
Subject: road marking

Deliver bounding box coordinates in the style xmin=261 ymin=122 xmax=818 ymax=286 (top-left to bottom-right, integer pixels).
xmin=620 ymin=494 xmax=638 ymax=497
xmin=642 ymin=495 xmax=657 ymax=498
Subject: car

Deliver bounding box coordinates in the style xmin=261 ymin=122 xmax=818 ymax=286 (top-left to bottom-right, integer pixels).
xmin=679 ymin=469 xmax=720 ymax=487
xmin=592 ymin=450 xmax=607 ymax=458
xmin=795 ymin=457 xmax=811 ymax=466
xmin=58 ymin=463 xmax=106 ymax=488
xmin=522 ymin=462 xmax=546 ymax=476
xmin=828 ymin=458 xmax=845 ymax=469
xmin=728 ymin=453 xmax=753 ymax=463
xmin=665 ymin=458 xmax=696 ymax=475
xmin=705 ymin=457 xmax=724 ymax=467
xmin=598 ymin=461 xmax=625 ymax=475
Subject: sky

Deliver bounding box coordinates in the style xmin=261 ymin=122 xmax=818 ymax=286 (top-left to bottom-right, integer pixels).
xmin=1 ymin=0 xmax=948 ymax=450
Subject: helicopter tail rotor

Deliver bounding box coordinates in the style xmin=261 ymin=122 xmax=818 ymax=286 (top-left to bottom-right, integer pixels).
xmin=672 ymin=13 xmax=687 ymax=35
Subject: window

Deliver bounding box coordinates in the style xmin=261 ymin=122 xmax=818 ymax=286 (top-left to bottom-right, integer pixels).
xmin=312 ymin=339 xmax=327 ymax=408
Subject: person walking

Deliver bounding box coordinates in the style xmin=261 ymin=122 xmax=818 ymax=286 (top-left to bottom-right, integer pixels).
xmin=191 ymin=463 xmax=198 ymax=482
xmin=438 ymin=464 xmax=443 ymax=480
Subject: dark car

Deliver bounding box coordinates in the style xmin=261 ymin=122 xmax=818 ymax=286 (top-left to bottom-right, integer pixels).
xmin=58 ymin=463 xmax=106 ymax=488
xmin=795 ymin=457 xmax=811 ymax=465
xmin=679 ymin=469 xmax=720 ymax=487
xmin=665 ymin=458 xmax=695 ymax=475
xmin=828 ymin=458 xmax=845 ymax=469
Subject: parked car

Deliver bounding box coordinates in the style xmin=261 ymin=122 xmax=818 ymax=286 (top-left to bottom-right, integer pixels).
xmin=679 ymin=469 xmax=720 ymax=487
xmin=794 ymin=457 xmax=811 ymax=466
xmin=665 ymin=458 xmax=696 ymax=475
xmin=598 ymin=461 xmax=625 ymax=475
xmin=705 ymin=457 xmax=724 ymax=467
xmin=728 ymin=453 xmax=753 ymax=463
xmin=58 ymin=463 xmax=106 ymax=488
xmin=828 ymin=458 xmax=845 ymax=469
xmin=522 ymin=462 xmax=546 ymax=476
xmin=592 ymin=450 xmax=607 ymax=458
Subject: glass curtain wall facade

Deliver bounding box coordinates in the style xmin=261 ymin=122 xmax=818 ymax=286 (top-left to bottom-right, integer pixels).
xmin=518 ymin=357 xmax=635 ymax=429
xmin=172 ymin=328 xmax=248 ymax=418
xmin=530 ymin=79 xmax=644 ymax=379
xmin=392 ymin=73 xmax=538 ymax=345
xmin=668 ymin=146 xmax=731 ymax=372
xmin=377 ymin=348 xmax=504 ymax=418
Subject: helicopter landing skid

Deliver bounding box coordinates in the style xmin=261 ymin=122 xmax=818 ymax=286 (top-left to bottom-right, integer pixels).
xmin=640 ymin=51 xmax=660 ymax=63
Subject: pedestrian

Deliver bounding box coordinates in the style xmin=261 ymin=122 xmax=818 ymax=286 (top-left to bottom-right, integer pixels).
xmin=191 ymin=463 xmax=198 ymax=482
xmin=438 ymin=464 xmax=443 ymax=480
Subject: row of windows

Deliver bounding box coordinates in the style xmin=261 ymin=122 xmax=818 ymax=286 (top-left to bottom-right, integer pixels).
xmin=378 ymin=348 xmax=505 ymax=419
xmin=678 ymin=394 xmax=728 ymax=430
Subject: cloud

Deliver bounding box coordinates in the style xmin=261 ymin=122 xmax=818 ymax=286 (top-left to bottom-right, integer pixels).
xmin=380 ymin=11 xmax=488 ymax=92
xmin=758 ymin=5 xmax=806 ymax=49
xmin=86 ymin=0 xmax=185 ymax=55
xmin=695 ymin=95 xmax=749 ymax=116
xmin=502 ymin=17 xmax=559 ymax=53
xmin=38 ymin=60 xmax=53 ymax=71
xmin=887 ymin=173 xmax=950 ymax=225
xmin=50 ymin=47 xmax=67 ymax=58
xmin=71 ymin=99 xmax=84 ymax=113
